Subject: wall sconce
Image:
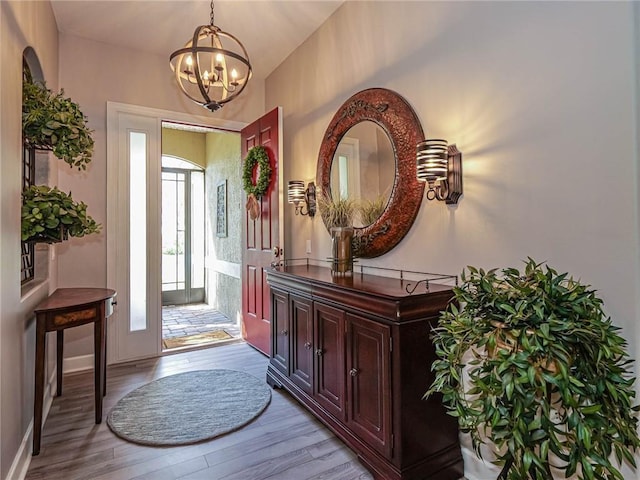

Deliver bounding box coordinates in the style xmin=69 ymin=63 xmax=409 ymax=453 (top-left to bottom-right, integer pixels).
xmin=287 ymin=181 xmax=316 ymax=217
xmin=416 ymin=139 xmax=463 ymax=204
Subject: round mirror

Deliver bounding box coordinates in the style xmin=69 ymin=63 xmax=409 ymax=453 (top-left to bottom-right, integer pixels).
xmin=317 ymin=88 xmax=425 ymax=258
xmin=330 ymin=121 xmax=394 ymax=228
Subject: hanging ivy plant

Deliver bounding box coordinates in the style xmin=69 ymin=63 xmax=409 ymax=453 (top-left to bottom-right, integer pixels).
xmin=22 ymin=185 xmax=101 ymax=243
xmin=242 ymin=146 xmax=271 ymax=197
xmin=22 ymin=80 xmax=94 ymax=170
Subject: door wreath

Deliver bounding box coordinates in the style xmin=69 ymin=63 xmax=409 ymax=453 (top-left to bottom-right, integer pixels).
xmin=242 ymin=146 xmax=271 ymax=197
xmin=242 ymin=146 xmax=271 ymax=220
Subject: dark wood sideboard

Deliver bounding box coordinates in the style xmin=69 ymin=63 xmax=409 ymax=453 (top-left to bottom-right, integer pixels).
xmin=266 ymin=265 xmax=463 ymax=480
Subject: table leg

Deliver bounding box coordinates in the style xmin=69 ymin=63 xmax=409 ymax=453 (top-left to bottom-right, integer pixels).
xmin=103 ymin=320 xmax=107 ymax=396
xmin=94 ymin=317 xmax=105 ymax=424
xmin=33 ymin=320 xmax=45 ymax=456
xmin=56 ymin=330 xmax=64 ymax=396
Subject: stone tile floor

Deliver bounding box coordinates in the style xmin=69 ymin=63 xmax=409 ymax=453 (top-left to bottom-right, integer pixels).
xmin=162 ymin=303 xmax=241 ymax=343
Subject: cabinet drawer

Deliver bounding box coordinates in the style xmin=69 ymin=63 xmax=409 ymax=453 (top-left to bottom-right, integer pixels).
xmin=53 ymin=307 xmax=97 ymax=327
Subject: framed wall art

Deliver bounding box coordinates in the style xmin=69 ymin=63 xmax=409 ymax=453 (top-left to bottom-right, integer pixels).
xmin=216 ymin=180 xmax=227 ymax=237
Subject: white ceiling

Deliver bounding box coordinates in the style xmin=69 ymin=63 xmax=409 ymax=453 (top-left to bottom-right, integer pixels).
xmin=50 ymin=0 xmax=344 ymax=80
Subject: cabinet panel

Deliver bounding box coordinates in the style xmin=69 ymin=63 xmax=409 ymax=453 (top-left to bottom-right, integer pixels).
xmin=314 ymin=302 xmax=346 ymax=421
xmin=290 ymin=294 xmax=313 ymax=394
xmin=347 ymin=313 xmax=392 ymax=457
xmin=270 ymin=288 xmax=289 ymax=375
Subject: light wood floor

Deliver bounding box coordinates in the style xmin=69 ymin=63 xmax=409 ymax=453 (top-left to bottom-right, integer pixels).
xmin=26 ymin=342 xmax=373 ymax=480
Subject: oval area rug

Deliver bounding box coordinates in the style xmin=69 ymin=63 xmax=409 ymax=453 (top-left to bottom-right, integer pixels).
xmin=107 ymin=369 xmax=271 ymax=446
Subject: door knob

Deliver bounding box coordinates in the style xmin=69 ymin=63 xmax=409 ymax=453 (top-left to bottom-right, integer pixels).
xmin=304 ymin=342 xmax=312 ymax=349
xmin=350 ymin=368 xmax=359 ymax=377
xmin=315 ymin=349 xmax=323 ymax=357
xmin=280 ymin=329 xmax=288 ymax=336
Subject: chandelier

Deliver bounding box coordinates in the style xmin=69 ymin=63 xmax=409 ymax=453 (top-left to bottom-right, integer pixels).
xmin=169 ymin=0 xmax=252 ymax=112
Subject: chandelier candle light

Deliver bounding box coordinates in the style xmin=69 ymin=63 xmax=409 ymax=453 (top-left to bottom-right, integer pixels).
xmin=169 ymin=0 xmax=252 ymax=112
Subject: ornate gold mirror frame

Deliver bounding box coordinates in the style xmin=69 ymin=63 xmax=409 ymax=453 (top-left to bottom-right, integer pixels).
xmin=317 ymin=88 xmax=425 ymax=258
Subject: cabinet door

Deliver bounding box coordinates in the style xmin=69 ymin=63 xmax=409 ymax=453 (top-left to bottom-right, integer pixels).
xmin=290 ymin=294 xmax=313 ymax=394
xmin=270 ymin=288 xmax=289 ymax=375
xmin=314 ymin=302 xmax=346 ymax=421
xmin=346 ymin=313 xmax=392 ymax=458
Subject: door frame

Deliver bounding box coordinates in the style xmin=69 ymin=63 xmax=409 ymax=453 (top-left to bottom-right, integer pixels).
xmin=161 ymin=165 xmax=205 ymax=306
xmin=106 ymin=102 xmax=245 ymax=364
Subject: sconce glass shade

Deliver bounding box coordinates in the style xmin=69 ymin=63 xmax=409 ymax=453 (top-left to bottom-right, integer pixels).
xmin=416 ymin=139 xmax=448 ymax=186
xmin=287 ymin=180 xmax=316 ymax=216
xmin=416 ymin=139 xmax=463 ymax=204
xmin=288 ymin=180 xmax=306 ymax=204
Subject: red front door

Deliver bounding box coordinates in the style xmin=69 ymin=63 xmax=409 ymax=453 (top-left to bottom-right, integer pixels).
xmin=241 ymin=107 xmax=281 ymax=355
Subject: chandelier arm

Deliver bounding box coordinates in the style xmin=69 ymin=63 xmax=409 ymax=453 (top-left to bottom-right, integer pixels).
xmin=178 ymin=46 xmax=251 ymax=70
xmin=173 ymin=61 xmax=204 ymax=105
xmin=170 ymin=46 xmax=248 ymax=65
xmin=191 ymin=27 xmax=212 ymax=105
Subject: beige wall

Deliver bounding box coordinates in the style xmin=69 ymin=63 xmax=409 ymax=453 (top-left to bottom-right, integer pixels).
xmin=266 ymin=2 xmax=639 ymax=477
xmin=55 ymin=33 xmax=264 ymax=359
xmin=162 ymin=128 xmax=207 ymax=169
xmin=0 ymin=2 xmax=59 ymax=478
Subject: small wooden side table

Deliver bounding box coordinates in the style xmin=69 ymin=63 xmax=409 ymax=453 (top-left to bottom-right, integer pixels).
xmin=32 ymin=287 xmax=116 ymax=455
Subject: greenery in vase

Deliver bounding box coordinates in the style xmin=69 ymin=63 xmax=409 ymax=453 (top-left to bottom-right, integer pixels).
xmin=358 ymin=195 xmax=387 ymax=226
xmin=426 ymin=258 xmax=640 ymax=480
xmin=318 ymin=193 xmax=356 ymax=229
xmin=22 ymin=79 xmax=94 ymax=170
xmin=22 ymin=185 xmax=101 ymax=243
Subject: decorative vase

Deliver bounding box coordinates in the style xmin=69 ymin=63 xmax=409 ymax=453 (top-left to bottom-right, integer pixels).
xmin=330 ymin=226 xmax=354 ymax=275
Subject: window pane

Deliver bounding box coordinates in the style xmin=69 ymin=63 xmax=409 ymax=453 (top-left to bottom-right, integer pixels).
xmin=129 ymin=132 xmax=147 ymax=332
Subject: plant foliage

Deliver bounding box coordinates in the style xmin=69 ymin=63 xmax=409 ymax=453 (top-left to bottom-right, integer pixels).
xmin=22 ymin=185 xmax=101 ymax=243
xmin=358 ymin=195 xmax=387 ymax=226
xmin=22 ymin=80 xmax=94 ymax=170
xmin=426 ymin=258 xmax=640 ymax=480
xmin=242 ymin=146 xmax=271 ymax=197
xmin=318 ymin=193 xmax=356 ymax=229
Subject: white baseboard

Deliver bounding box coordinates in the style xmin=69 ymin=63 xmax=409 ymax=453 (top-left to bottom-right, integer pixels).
xmin=63 ymin=353 xmax=94 ymax=374
xmin=6 ymin=370 xmax=56 ymax=480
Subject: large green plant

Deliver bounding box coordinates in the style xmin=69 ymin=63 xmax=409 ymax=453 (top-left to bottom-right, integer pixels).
xmin=22 ymin=185 xmax=101 ymax=243
xmin=22 ymin=80 xmax=94 ymax=170
xmin=426 ymin=259 xmax=640 ymax=480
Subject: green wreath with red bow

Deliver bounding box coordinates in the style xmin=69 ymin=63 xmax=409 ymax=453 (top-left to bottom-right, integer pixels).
xmin=242 ymin=146 xmax=271 ymax=197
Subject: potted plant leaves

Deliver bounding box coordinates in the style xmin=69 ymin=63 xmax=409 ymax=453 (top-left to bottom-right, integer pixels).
xmin=22 ymin=79 xmax=94 ymax=170
xmin=426 ymin=258 xmax=640 ymax=480
xmin=357 ymin=194 xmax=387 ymax=227
xmin=22 ymin=185 xmax=101 ymax=243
